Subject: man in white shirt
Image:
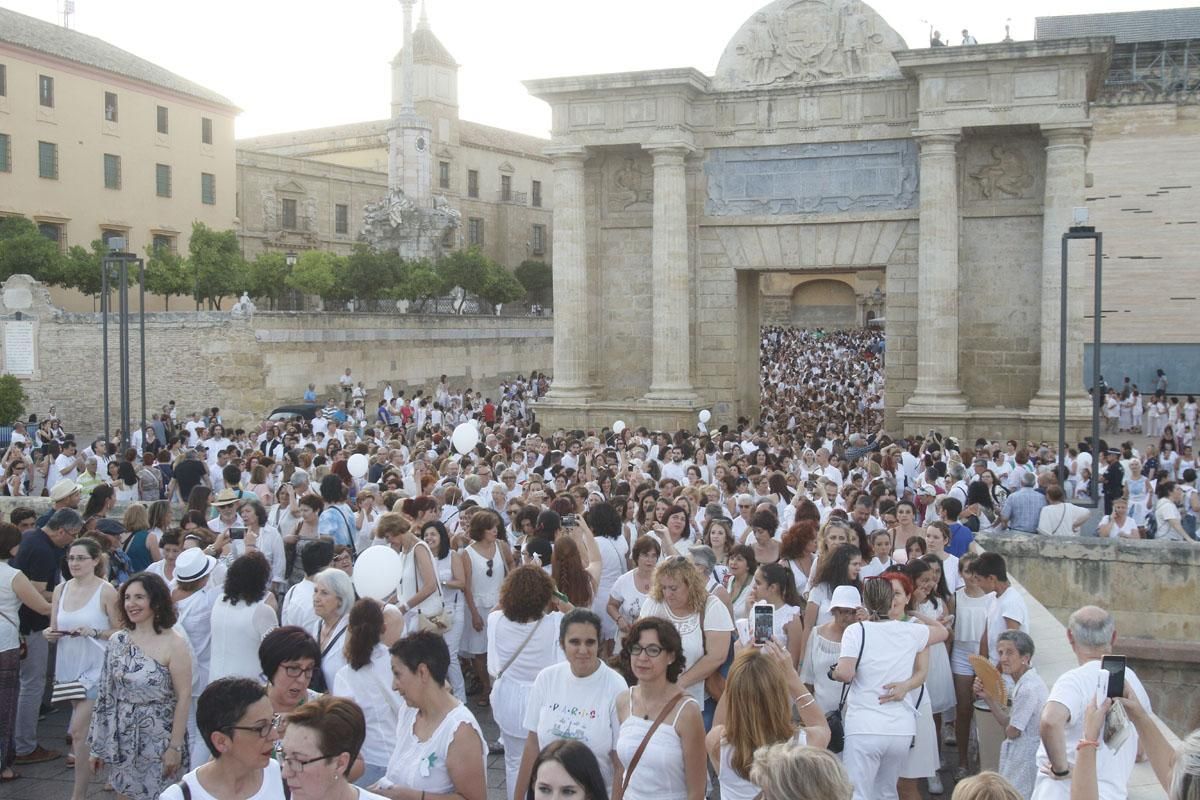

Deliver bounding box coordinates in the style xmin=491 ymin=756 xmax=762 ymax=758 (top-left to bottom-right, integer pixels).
xmin=659 ymin=447 xmax=690 ymax=484
xmin=974 ymin=551 xmax=1029 ymax=772
xmin=1031 ymin=606 xmax=1152 ymax=800
xmin=731 ymin=493 xmax=756 ymax=542
xmin=49 ymin=440 xmax=83 ymax=493
xmin=815 ymin=448 xmax=843 ymax=487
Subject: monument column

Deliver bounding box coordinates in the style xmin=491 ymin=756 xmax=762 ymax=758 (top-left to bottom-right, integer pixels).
xmin=546 ymin=146 xmax=592 ymax=400
xmin=1029 ymin=124 xmax=1092 ymax=411
xmin=906 ymin=131 xmax=967 ymax=410
xmin=644 ymin=143 xmax=695 ymax=400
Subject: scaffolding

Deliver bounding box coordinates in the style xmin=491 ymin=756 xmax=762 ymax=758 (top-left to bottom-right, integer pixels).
xmin=1101 ymin=40 xmax=1200 ymax=101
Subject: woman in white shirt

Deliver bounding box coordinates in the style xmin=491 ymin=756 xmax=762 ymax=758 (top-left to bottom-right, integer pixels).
xmin=833 ymin=574 xmax=950 ymax=800
xmin=707 ymin=643 xmax=830 ymax=800
xmin=208 ymin=552 xmax=278 ymax=683
xmin=280 ymin=694 xmax=389 ymax=800
xmin=513 ymin=609 xmax=626 ymax=800
xmin=333 ymin=600 xmax=400 ymax=789
xmin=734 ymin=564 xmax=805 ymax=667
xmin=1097 ymin=498 xmax=1140 ymax=539
xmin=308 ymin=568 xmax=356 ymax=694
xmin=487 ymin=565 xmax=565 ymax=800
xmin=607 ymin=535 xmax=662 ymax=653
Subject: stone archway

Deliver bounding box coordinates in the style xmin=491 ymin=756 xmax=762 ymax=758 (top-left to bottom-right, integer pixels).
xmin=790 ymin=278 xmax=857 ymax=327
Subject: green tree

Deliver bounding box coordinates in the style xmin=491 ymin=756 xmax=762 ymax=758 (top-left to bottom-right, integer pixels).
xmin=188 ymin=222 xmax=247 ymax=309
xmin=0 ymin=375 xmax=26 ymax=425
xmin=0 ymin=216 xmax=63 ymax=284
xmin=514 ymin=259 xmax=552 ymax=305
xmin=59 ymin=240 xmax=107 ymax=298
xmin=392 ymin=258 xmax=446 ymax=311
xmin=435 ymin=247 xmax=491 ymax=297
xmin=332 ymin=245 xmax=401 ymax=305
xmin=479 ymin=263 xmax=526 ymax=312
xmin=285 ymin=250 xmax=338 ymax=301
xmin=143 ymin=245 xmax=191 ymax=310
xmin=245 ymin=252 xmax=291 ymax=310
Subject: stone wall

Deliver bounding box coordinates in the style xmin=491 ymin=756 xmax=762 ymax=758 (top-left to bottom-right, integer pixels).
xmin=0 ymin=276 xmax=552 ymax=436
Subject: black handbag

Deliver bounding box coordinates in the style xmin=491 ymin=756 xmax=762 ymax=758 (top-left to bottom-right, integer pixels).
xmin=825 ymin=621 xmax=864 ymax=754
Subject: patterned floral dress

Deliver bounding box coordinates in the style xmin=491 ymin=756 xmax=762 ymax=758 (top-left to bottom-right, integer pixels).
xmin=88 ymin=629 xmax=188 ymax=800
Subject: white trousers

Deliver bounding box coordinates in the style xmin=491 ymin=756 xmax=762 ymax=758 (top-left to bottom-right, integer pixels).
xmin=974 ymin=703 xmax=1004 ymax=772
xmin=501 ymin=730 xmax=525 ymax=800
xmin=843 ymin=734 xmax=910 ymax=800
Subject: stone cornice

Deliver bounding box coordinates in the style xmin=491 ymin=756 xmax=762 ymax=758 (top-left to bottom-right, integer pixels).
xmin=525 ymin=68 xmax=711 ymax=100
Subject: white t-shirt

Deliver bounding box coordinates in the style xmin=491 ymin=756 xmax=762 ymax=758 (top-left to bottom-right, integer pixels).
xmin=1154 ymin=498 xmax=1184 ymax=541
xmin=840 ymin=620 xmax=931 ymax=737
xmin=985 ymin=588 xmax=1028 ymax=665
xmin=1032 ymin=661 xmax=1151 ymax=800
xmin=1097 ymin=515 xmax=1138 ymax=538
xmin=639 ymin=594 xmax=735 ymax=704
xmin=523 ymin=661 xmax=626 ymax=791
xmin=333 ymin=645 xmax=401 ymax=768
xmin=53 ymin=453 xmax=78 ymax=487
xmin=281 ymin=580 xmax=318 ymax=631
xmin=159 ymin=760 xmax=289 ymax=800
xmin=609 ymin=570 xmax=649 ymax=624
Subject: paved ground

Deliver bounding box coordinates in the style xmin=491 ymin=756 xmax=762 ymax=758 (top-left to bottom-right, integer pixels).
xmin=6 ymin=697 xmax=510 ymax=800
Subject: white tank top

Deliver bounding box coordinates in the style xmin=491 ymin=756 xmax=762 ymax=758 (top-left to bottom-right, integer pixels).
xmin=616 ymin=689 xmax=698 ymax=800
xmin=466 ymin=543 xmax=505 ymax=608
xmin=435 ymin=553 xmax=461 ymax=606
xmin=954 ymin=588 xmax=991 ymax=645
xmin=55 ymin=579 xmax=110 ymax=686
xmin=0 ymin=562 xmax=21 ymax=652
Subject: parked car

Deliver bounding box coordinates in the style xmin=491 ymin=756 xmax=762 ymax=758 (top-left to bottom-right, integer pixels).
xmin=267 ymin=404 xmax=319 ymax=423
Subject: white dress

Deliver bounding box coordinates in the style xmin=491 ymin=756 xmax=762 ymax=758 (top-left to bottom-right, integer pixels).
xmin=615 ymin=688 xmax=698 ymax=800
xmin=398 ymin=540 xmax=444 ymax=634
xmin=209 ymin=596 xmax=278 ymax=682
xmin=435 ymin=552 xmax=466 ymax=701
xmin=462 ymin=544 xmax=505 ymax=655
xmin=952 ymin=589 xmax=992 ymax=677
xmin=917 ymin=600 xmax=956 ymax=714
xmin=592 ymin=535 xmax=629 ymax=641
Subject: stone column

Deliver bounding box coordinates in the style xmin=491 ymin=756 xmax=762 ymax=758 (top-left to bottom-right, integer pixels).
xmin=644 ymin=144 xmax=695 ymax=400
xmin=1029 ymin=124 xmax=1092 ymax=411
xmin=545 ymin=146 xmax=592 ymax=399
xmin=906 ymin=131 xmax=967 ymax=410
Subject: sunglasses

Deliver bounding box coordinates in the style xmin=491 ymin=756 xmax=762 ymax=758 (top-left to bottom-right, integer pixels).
xmin=485 ymin=558 xmax=494 ymax=578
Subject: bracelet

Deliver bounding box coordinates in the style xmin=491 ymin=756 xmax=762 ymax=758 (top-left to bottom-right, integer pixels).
xmin=1077 ymin=739 xmax=1100 ymax=750
xmin=1051 ymin=766 xmax=1071 ymax=777
xmin=795 ymin=697 xmax=816 ymax=710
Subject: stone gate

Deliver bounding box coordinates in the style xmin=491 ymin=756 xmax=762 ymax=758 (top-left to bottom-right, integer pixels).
xmin=525 ymin=0 xmax=1112 ymax=438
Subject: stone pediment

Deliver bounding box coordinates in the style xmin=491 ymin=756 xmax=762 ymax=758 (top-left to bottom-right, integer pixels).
xmin=498 ymin=161 xmax=516 ymax=174
xmin=713 ymin=0 xmax=906 ymax=91
xmin=275 ymin=180 xmax=307 ymax=195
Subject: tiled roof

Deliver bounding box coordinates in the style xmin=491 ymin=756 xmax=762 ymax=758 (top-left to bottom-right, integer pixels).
xmin=0 ymin=6 xmax=237 ymax=109
xmin=238 ymin=119 xmax=389 ymax=150
xmin=1035 ymin=7 xmax=1200 ymax=43
xmin=459 ymin=121 xmax=550 ymax=159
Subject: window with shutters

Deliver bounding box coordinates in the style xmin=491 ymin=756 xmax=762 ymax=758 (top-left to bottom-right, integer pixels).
xmin=439 ymin=161 xmax=450 ymax=190
xmin=531 ymin=224 xmax=546 ymax=256
xmin=467 ymin=169 xmax=479 ymax=198
xmin=468 ymin=217 xmax=484 ymax=247
xmin=103 ymin=154 xmax=121 ymax=189
xmin=0 ymin=134 xmax=10 ymax=173
xmin=157 ymin=105 xmax=169 ymax=134
xmin=156 ymin=164 xmax=172 ymax=197
xmin=201 ymin=173 xmax=216 ymax=205
xmin=104 ymin=92 xmax=118 ymax=122
xmin=282 ymin=199 xmax=298 ymax=230
xmin=38 ymin=141 xmax=58 ymax=179
xmin=335 ymin=204 xmax=349 ymax=234
xmin=532 ymin=180 xmax=542 ymax=208
xmin=202 ymin=117 xmax=213 ymax=145
xmin=39 ymin=75 xmax=53 ymax=107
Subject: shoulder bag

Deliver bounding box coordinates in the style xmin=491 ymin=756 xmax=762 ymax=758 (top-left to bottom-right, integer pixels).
xmin=0 ymin=609 xmax=26 ymax=659
xmin=407 ymin=540 xmax=452 ymax=635
xmin=698 ymin=598 xmax=735 ymax=701
xmin=621 ymin=691 xmax=685 ymax=794
xmin=826 ymin=621 xmax=865 ymax=754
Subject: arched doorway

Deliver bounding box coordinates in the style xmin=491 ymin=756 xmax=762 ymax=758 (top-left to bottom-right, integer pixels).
xmin=790 ymin=279 xmax=857 ymax=328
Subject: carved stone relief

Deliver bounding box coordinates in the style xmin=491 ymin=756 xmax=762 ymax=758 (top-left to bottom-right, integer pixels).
xmin=705 ymin=140 xmax=919 ymax=216
xmin=260 ymin=190 xmax=277 ymax=231
xmin=605 ymin=155 xmax=654 ymax=212
xmin=714 ymin=0 xmax=906 ymax=90
xmin=962 ymin=136 xmax=1045 ymax=205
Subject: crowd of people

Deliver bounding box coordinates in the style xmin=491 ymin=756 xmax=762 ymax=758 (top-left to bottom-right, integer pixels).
xmin=0 ymin=332 xmax=1195 ymax=800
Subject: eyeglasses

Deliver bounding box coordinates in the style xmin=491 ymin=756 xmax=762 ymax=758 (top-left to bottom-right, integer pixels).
xmin=279 ymin=752 xmax=332 ymax=774
xmin=281 ymin=664 xmax=315 ymax=679
xmin=227 ymin=714 xmax=284 ymax=738
xmin=628 ymin=644 xmax=665 ymax=657
xmin=66 ymin=555 xmax=94 ymax=562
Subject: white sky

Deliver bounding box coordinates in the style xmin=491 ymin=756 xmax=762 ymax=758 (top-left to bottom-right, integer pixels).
xmin=0 ymin=0 xmax=1178 ymax=140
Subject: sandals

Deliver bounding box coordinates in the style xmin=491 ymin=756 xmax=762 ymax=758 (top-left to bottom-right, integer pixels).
xmin=0 ymin=769 xmax=21 ymax=782
xmin=65 ymin=754 xmax=76 ymax=767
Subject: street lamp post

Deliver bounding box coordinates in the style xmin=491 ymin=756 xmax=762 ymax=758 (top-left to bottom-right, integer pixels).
xmin=1058 ymin=210 xmax=1103 ymax=508
xmin=100 ymin=238 xmax=146 ymax=451
xmin=286 ymin=251 xmax=298 ymax=311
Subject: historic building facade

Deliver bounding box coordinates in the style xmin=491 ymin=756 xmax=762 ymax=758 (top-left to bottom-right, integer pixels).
xmin=0 ymin=7 xmax=240 ymax=311
xmin=235 ymin=10 xmax=554 ymax=270
xmin=526 ymin=0 xmax=1117 ymax=438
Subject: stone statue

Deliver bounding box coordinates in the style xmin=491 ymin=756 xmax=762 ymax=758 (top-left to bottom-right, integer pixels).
xmin=261 ymin=191 xmax=277 ymax=230
xmin=230 ymin=292 xmax=257 ymax=318
xmin=970 ymin=146 xmax=1035 ymax=199
xmin=360 ymin=187 xmax=460 ymax=261
xmin=736 ymin=13 xmax=789 ymax=85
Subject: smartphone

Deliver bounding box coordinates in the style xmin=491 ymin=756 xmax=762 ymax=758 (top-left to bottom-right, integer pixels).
xmin=752 ymin=603 xmax=774 ymax=644
xmin=562 ymin=514 xmax=578 ymax=528
xmin=1101 ymin=655 xmax=1126 ymax=698
xmin=228 ymin=527 xmax=247 ymax=541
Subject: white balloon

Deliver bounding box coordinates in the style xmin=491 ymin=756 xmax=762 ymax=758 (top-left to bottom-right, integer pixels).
xmin=347 ymin=453 xmax=369 ymax=478
xmin=451 ymin=422 xmax=480 ymax=455
xmin=613 ymin=420 xmax=626 ymax=435
xmin=352 ymin=545 xmax=402 ymax=601
xmin=699 ymin=409 xmax=712 ymax=424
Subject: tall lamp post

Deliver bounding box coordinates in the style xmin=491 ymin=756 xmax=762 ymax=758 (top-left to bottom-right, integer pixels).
xmin=285 ymin=251 xmax=298 ymax=311
xmin=100 ymin=238 xmax=146 ymax=451
xmin=1058 ymin=208 xmax=1103 ymax=507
